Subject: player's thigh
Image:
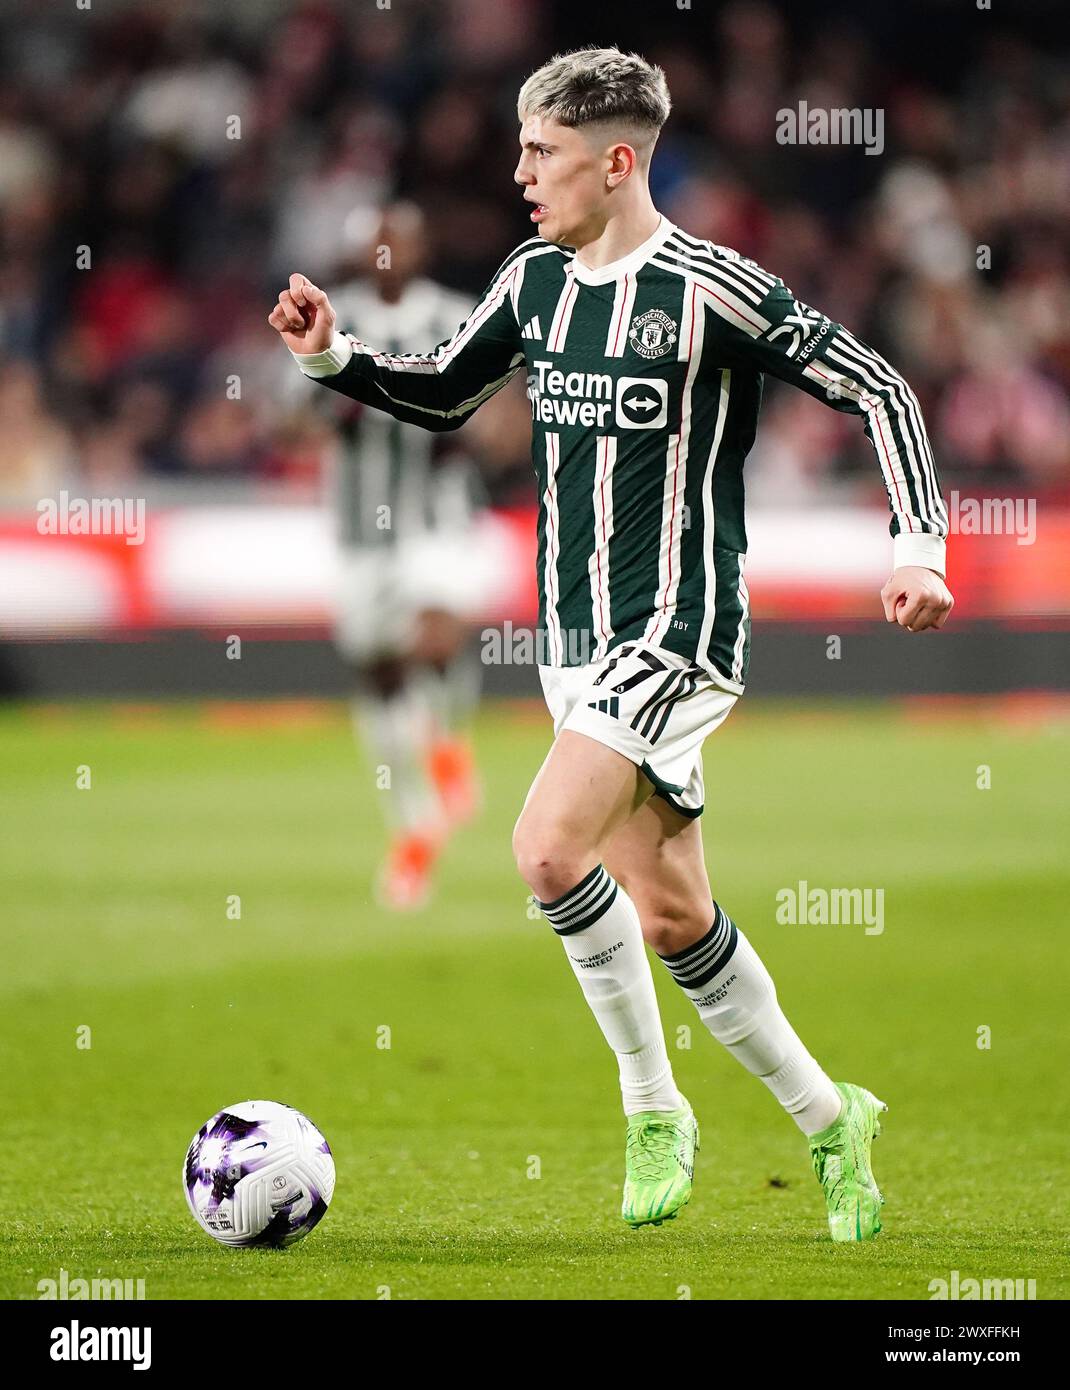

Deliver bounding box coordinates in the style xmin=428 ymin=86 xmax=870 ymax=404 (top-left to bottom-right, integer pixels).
xmin=602 ymin=795 xmax=715 ymax=954
xmin=400 ymin=530 xmax=481 ymax=664
xmin=411 ymin=606 xmax=467 ymax=666
xmin=335 ymin=550 xmax=412 ymax=666
xmin=512 ymin=730 xmax=653 ymax=892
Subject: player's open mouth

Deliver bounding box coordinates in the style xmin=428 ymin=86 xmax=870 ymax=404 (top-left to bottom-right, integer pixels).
xmin=530 ymin=204 xmax=549 ymax=222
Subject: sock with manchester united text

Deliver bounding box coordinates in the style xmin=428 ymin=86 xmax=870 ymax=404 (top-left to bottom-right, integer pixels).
xmin=538 ymin=865 xmax=686 ymax=1117
xmin=657 ymin=902 xmax=843 ymax=1135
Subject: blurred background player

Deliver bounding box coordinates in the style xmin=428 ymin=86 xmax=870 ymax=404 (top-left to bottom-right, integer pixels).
xmin=322 ymin=201 xmax=487 ymax=909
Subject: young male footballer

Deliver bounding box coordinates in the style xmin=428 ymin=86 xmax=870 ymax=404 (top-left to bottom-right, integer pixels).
xmin=270 ymin=47 xmax=953 ymax=1241
xmin=319 ymin=201 xmax=486 ymax=910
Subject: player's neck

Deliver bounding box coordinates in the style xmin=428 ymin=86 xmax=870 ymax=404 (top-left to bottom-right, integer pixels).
xmin=572 ymin=202 xmax=663 ymax=272
xmin=376 ymin=278 xmax=410 ymax=305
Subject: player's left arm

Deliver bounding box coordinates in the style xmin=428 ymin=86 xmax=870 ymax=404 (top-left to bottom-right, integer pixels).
xmin=712 ymin=266 xmax=953 ymax=632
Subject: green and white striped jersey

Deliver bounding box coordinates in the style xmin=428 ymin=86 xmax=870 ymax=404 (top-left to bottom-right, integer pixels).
xmin=295 ymin=214 xmax=948 ymax=690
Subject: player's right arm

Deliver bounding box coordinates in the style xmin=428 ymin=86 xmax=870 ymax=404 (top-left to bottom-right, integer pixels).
xmin=269 ymin=264 xmax=525 ymax=433
xmin=699 ymin=257 xmax=953 ymax=632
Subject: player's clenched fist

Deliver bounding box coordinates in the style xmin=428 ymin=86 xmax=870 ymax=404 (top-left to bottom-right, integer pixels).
xmin=880 ymin=566 xmax=954 ymax=632
xmin=268 ymin=273 xmax=336 ymax=354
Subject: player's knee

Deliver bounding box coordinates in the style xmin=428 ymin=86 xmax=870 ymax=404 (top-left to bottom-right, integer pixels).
xmin=363 ymin=658 xmax=406 ymax=699
xmin=512 ymin=821 xmax=591 ymax=904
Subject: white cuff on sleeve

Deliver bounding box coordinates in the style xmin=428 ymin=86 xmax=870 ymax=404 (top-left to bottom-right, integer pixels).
xmin=893 ymin=531 xmax=946 ymax=576
xmin=290 ymin=330 xmax=354 ymax=378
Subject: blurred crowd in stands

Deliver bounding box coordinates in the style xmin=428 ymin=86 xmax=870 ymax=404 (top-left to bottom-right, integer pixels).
xmin=0 ymin=0 xmax=1067 ymax=510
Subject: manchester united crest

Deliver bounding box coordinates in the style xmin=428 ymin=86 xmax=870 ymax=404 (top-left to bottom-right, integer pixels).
xmin=628 ymin=308 xmax=678 ymax=360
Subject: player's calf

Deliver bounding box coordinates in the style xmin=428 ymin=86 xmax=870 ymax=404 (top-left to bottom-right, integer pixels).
xmin=619 ymin=892 xmax=716 ymax=958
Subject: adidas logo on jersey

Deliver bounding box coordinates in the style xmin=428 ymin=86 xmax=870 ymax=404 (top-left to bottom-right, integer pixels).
xmin=588 ymin=697 xmax=620 ymax=718
xmin=521 ymin=315 xmax=543 ymax=340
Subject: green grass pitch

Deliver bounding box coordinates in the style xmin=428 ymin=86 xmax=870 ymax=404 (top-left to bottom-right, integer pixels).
xmin=2 ymin=695 xmax=1067 ymax=1300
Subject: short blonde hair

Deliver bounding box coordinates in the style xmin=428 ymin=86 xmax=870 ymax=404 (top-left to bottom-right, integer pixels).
xmin=517 ymin=47 xmax=671 ymax=166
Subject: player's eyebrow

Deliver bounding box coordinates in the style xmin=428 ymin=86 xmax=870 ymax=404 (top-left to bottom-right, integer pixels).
xmin=520 ymin=138 xmax=557 ymax=152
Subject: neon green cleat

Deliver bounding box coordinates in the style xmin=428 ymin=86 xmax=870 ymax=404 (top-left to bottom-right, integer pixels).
xmin=622 ymin=1103 xmax=699 ymax=1229
xmin=809 ymin=1081 xmax=888 ymax=1242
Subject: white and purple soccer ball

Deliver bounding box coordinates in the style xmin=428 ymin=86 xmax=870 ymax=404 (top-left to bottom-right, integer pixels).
xmin=183 ymin=1100 xmax=336 ymax=1248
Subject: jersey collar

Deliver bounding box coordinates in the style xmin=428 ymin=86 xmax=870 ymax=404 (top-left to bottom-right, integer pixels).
xmin=568 ymin=214 xmax=676 ymax=286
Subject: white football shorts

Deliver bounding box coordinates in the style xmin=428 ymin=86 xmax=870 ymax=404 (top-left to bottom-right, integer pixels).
xmin=334 ymin=529 xmax=489 ymax=663
xmin=537 ymin=640 xmax=739 ymax=819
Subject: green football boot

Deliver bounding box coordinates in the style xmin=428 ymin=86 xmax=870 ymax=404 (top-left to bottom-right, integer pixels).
xmin=808 ymin=1081 xmax=888 ymax=1242
xmin=622 ymin=1103 xmax=699 ymax=1229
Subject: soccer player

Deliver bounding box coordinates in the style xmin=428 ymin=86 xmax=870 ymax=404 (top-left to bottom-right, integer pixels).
xmin=269 ymin=48 xmax=953 ymax=1240
xmin=320 ymin=201 xmax=486 ymax=910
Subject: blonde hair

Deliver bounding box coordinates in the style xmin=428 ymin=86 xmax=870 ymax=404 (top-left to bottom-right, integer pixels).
xmin=517 ymin=47 xmax=671 ymax=167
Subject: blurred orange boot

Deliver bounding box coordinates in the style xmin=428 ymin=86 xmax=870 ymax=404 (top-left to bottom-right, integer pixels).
xmin=427 ymin=736 xmax=482 ymax=827
xmin=376 ymin=829 xmax=441 ymax=911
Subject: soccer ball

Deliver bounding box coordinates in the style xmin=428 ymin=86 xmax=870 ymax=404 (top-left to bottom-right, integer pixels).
xmin=183 ymin=1100 xmax=336 ymax=1247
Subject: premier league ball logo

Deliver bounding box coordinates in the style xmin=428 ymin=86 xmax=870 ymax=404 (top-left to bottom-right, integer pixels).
xmin=628 ymin=308 xmax=678 ymax=360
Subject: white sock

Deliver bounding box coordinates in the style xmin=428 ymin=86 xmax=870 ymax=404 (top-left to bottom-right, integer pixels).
xmin=658 ymin=903 xmax=842 ymax=1135
xmin=351 ymin=686 xmax=438 ymax=832
xmin=538 ymin=865 xmax=685 ymax=1117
